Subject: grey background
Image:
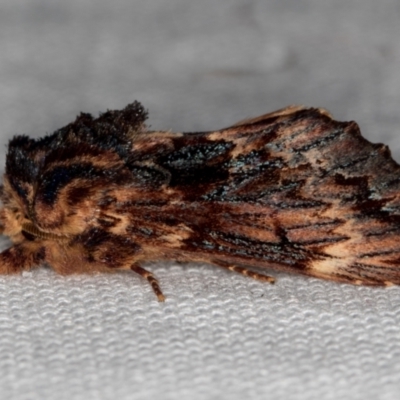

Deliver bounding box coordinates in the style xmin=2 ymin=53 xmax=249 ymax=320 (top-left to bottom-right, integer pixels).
xmin=1 ymin=1 xmax=400 ymax=399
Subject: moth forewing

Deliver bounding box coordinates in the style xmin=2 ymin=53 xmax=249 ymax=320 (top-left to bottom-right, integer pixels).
xmin=1 ymin=101 xmax=400 ymax=300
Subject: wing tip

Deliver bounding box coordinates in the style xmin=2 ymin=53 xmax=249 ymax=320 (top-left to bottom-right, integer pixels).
xmin=229 ymin=105 xmax=333 ymax=128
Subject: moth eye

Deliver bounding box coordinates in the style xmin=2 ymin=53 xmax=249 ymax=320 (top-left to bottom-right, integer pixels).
xmin=22 ymin=230 xmax=36 ymax=241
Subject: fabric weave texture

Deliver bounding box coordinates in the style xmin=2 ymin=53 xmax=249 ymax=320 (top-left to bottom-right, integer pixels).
xmin=1 ymin=1 xmax=400 ymax=399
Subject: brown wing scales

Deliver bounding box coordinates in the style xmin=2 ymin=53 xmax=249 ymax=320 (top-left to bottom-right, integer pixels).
xmin=143 ymin=107 xmax=400 ymax=285
xmin=2 ymin=102 xmax=400 ymax=301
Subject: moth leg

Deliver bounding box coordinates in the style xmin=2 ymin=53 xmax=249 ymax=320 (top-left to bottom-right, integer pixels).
xmin=131 ymin=264 xmax=165 ymax=302
xmin=0 ymin=244 xmax=44 ymax=274
xmin=217 ymin=263 xmax=276 ymax=284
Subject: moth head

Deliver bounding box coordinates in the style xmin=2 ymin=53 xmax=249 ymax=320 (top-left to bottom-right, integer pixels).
xmin=1 ymin=101 xmax=149 ymax=241
xmin=2 ymin=133 xmax=97 ymax=238
xmin=1 ymin=134 xmax=53 ymax=241
xmin=0 ymin=179 xmax=29 ymax=242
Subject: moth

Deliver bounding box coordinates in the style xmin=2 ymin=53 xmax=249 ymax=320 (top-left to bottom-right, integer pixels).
xmin=1 ymin=102 xmax=400 ymax=301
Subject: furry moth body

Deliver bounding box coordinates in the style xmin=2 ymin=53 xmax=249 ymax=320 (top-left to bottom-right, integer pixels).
xmin=1 ymin=102 xmax=400 ymax=301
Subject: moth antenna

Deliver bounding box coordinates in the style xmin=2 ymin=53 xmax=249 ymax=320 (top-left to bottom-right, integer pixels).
xmin=21 ymin=222 xmax=69 ymax=242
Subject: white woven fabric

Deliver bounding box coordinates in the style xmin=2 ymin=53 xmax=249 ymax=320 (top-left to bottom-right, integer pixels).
xmin=1 ymin=1 xmax=400 ymax=399
xmin=1 ymin=264 xmax=400 ymax=400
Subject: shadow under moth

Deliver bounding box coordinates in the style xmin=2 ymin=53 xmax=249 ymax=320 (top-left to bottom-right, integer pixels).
xmin=1 ymin=102 xmax=400 ymax=301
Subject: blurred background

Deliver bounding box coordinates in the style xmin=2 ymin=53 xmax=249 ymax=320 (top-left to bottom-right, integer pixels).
xmin=1 ymin=1 xmax=400 ymax=399
xmin=1 ymin=0 xmax=400 ymax=154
